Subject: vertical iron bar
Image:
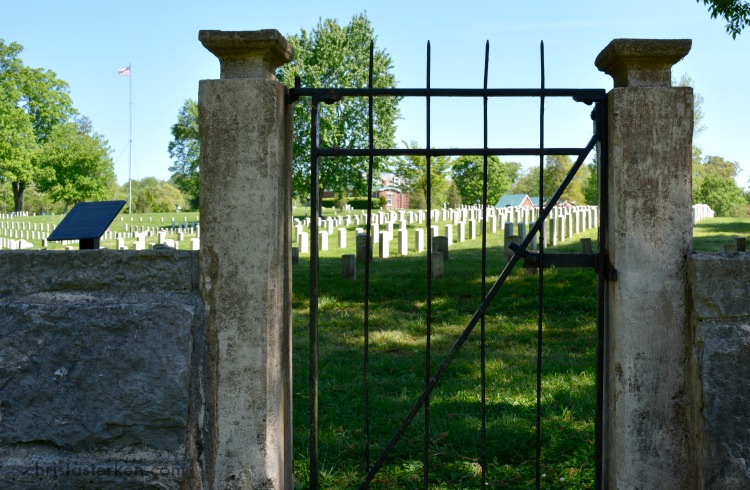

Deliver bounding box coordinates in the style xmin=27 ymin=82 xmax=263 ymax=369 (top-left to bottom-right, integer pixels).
xmin=309 ymin=98 xmax=321 ymax=490
xmin=595 ymin=98 xmax=609 ymax=490
xmin=363 ymin=41 xmax=375 ymax=489
xmin=423 ymin=40 xmax=432 ymax=490
xmin=536 ymin=40 xmax=545 ymax=490
xmin=480 ymin=39 xmax=490 ymax=490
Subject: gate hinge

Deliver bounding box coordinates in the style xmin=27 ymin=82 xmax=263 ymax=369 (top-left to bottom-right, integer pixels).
xmin=594 ymin=253 xmax=618 ymax=281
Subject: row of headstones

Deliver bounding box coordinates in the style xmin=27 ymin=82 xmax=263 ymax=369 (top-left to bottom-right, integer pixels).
xmin=293 ymin=216 xmax=594 ymax=279
xmin=1 ymin=228 xmax=48 ymax=241
xmin=0 ymin=221 xmax=57 ymax=232
xmin=0 ymin=222 xmax=200 ymax=239
xmin=118 ymin=225 xmax=199 ymax=237
xmin=0 ymin=227 xmax=201 ymax=250
xmin=307 ymin=204 xmax=594 ymax=226
xmin=0 ymin=216 xmax=198 ymax=233
xmin=294 ymin=206 xmax=597 ymax=245
xmin=118 ymin=215 xmax=198 ymax=224
xmin=115 ymin=227 xmax=201 ymax=241
xmin=115 ymin=230 xmax=200 ymax=251
xmin=303 ymin=208 xmax=596 ymax=280
xmin=0 ymin=237 xmax=33 ymax=250
xmin=509 ymin=207 xmax=599 ymax=248
xmin=692 ymin=203 xmax=715 ymax=224
xmin=0 ymin=212 xmax=30 ymax=219
xmin=295 ymin=221 xmax=482 ymax=257
xmin=293 ymin=207 xmax=599 ymax=257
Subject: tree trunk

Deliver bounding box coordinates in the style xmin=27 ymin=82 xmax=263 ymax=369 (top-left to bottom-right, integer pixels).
xmin=11 ymin=181 xmax=25 ymax=213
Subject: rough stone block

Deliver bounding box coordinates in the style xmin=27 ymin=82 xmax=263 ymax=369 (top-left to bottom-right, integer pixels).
xmin=0 ymin=250 xmax=201 ymax=489
xmin=688 ymin=253 xmax=750 ymax=320
xmin=697 ymin=320 xmax=750 ymax=488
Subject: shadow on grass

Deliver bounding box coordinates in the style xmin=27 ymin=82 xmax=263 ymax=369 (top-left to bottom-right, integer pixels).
xmin=693 ymin=217 xmax=750 ymax=252
xmin=693 ymin=219 xmax=750 ymax=235
xmin=292 ymin=242 xmax=598 ymax=488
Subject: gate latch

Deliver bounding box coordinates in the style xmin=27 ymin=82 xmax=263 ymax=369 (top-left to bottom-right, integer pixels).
xmin=515 ymin=247 xmax=617 ymax=281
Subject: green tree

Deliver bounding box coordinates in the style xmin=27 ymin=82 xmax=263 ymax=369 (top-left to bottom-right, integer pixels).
xmin=509 ymin=156 xmax=588 ymax=205
xmin=509 ymin=166 xmax=541 ymax=197
xmin=697 ymin=0 xmax=750 ymax=37
xmin=451 ymin=155 xmax=520 ymax=205
xmin=676 ymin=74 xmax=706 ymax=138
xmin=278 ymin=13 xmax=401 ymax=201
xmin=445 ymin=181 xmax=462 ymax=208
xmin=582 ymin=158 xmax=599 ymax=205
xmin=127 ymin=177 xmax=187 ymax=213
xmin=695 ymin=174 xmax=746 ymax=216
xmin=692 ymin=153 xmax=746 ymax=216
xmin=0 ymin=97 xmax=37 ymax=211
xmin=702 ymin=154 xmax=740 ymax=180
xmin=168 ymin=99 xmax=199 ymax=209
xmin=35 ymin=117 xmax=116 ymax=210
xmin=392 ymin=142 xmax=452 ymax=208
xmin=0 ymin=39 xmax=75 ymax=211
xmin=543 ymin=155 xmax=588 ymax=204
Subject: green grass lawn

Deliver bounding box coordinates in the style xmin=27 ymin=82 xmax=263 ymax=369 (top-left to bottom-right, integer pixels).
xmin=288 ymin=215 xmax=749 ymax=489
xmin=692 ymin=216 xmax=750 ymax=252
xmin=0 ymin=211 xmax=200 ymax=250
xmin=292 ymin=222 xmax=600 ymax=489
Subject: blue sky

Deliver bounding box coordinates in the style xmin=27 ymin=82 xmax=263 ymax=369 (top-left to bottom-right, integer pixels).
xmin=2 ymin=0 xmax=748 ymax=188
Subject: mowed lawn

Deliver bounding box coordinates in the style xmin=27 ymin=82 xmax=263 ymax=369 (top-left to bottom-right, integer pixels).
xmin=289 ymin=216 xmax=749 ymax=489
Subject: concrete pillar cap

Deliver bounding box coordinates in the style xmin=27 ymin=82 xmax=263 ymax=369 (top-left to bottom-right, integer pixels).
xmin=595 ymin=39 xmax=691 ymax=88
xmin=199 ymin=29 xmax=293 ymax=80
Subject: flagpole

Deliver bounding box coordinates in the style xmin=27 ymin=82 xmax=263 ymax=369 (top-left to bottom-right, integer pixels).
xmin=128 ymin=62 xmax=132 ymax=214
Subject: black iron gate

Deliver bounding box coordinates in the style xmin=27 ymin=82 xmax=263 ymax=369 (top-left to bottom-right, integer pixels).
xmin=288 ymin=40 xmax=610 ymax=489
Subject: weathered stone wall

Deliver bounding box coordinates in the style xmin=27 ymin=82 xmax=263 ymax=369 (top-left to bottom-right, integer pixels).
xmin=0 ymin=250 xmax=203 ymax=489
xmin=689 ymin=253 xmax=750 ymax=489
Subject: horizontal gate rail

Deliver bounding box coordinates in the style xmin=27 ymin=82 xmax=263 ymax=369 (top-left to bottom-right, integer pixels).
xmin=311 ymin=147 xmax=596 ymax=157
xmin=289 ymin=85 xmax=605 ymax=102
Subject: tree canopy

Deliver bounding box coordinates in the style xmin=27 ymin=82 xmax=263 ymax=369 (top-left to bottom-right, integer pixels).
xmin=451 ymin=155 xmax=520 ymax=206
xmin=697 ymin=0 xmax=750 ymax=37
xmin=692 ymin=152 xmax=746 ymax=216
xmin=392 ymin=142 xmax=453 ymax=208
xmin=277 ymin=13 xmax=401 ymax=200
xmin=167 ymin=99 xmax=199 ymax=209
xmin=167 ymin=14 xmax=400 ymax=208
xmin=34 ymin=117 xmax=116 ymax=210
xmin=125 ymin=177 xmax=187 ymax=214
xmin=510 ymin=155 xmax=589 ymax=205
xmin=0 ymin=39 xmax=79 ymax=211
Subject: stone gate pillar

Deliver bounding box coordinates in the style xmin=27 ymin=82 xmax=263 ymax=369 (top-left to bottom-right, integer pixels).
xmin=596 ymin=39 xmax=697 ymax=488
xmin=198 ymin=30 xmax=293 ymax=489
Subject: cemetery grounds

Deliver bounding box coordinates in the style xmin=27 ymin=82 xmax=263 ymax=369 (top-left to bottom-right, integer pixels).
xmin=1 ymin=211 xmax=747 ymax=488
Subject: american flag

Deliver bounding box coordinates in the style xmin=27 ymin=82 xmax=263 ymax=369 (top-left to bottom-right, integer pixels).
xmin=118 ymin=65 xmax=131 ymax=77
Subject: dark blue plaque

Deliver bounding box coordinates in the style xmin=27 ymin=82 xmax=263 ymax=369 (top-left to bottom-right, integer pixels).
xmin=48 ymin=200 xmax=126 ymax=249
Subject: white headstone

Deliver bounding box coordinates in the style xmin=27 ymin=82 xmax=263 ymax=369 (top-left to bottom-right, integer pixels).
xmin=378 ymin=232 xmax=389 ymax=259
xmin=398 ymin=228 xmax=408 ymax=256
xmin=415 ymin=228 xmax=425 ymax=253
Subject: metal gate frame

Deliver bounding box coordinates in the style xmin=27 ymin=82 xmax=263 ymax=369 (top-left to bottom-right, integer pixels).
xmin=288 ymin=40 xmax=611 ymax=489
